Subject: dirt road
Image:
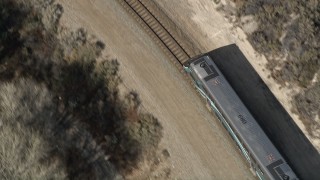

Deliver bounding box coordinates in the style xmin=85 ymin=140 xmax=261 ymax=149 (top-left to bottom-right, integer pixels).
xmin=57 ymin=0 xmax=254 ymax=179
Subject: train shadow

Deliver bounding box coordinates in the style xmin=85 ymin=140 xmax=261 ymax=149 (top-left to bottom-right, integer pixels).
xmin=206 ymin=44 xmax=320 ymax=180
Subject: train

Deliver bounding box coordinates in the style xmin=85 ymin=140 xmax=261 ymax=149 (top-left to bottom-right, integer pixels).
xmin=183 ymin=55 xmax=298 ymax=180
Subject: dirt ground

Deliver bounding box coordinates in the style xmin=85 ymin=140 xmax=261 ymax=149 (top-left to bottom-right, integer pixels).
xmin=154 ymin=0 xmax=320 ymax=151
xmin=57 ymin=0 xmax=255 ymax=179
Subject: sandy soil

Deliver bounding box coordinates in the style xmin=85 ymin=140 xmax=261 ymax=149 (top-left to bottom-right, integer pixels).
xmin=57 ymin=0 xmax=254 ymax=179
xmin=154 ymin=0 xmax=320 ymax=151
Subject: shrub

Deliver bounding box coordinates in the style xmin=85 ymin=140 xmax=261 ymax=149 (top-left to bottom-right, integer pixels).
xmin=235 ymin=0 xmax=319 ymax=87
xmin=0 ymin=0 xmax=163 ymax=178
xmin=293 ymin=82 xmax=320 ymax=137
xmin=0 ymin=79 xmax=67 ymax=180
xmin=0 ymin=124 xmax=67 ymax=180
xmin=233 ymin=0 xmax=320 ymax=136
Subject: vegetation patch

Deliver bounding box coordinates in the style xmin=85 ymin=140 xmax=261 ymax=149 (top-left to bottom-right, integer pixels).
xmin=0 ymin=0 xmax=163 ymax=179
xmin=220 ymin=0 xmax=320 ymax=136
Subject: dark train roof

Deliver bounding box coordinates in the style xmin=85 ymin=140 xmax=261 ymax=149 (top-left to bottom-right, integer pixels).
xmin=188 ymin=55 xmax=298 ymax=180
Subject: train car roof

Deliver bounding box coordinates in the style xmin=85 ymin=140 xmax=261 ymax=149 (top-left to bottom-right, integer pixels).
xmin=189 ymin=56 xmax=298 ymax=180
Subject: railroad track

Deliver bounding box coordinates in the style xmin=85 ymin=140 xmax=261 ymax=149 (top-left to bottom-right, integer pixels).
xmin=117 ymin=0 xmax=194 ymax=71
xmin=117 ymin=1 xmax=262 ymax=176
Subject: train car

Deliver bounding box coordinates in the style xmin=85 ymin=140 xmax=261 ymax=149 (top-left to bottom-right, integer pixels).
xmin=183 ymin=55 xmax=298 ymax=180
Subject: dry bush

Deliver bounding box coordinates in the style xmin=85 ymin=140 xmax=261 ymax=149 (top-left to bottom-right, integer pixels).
xmin=293 ymin=82 xmax=320 ymax=138
xmin=0 ymin=79 xmax=67 ymax=180
xmin=0 ymin=78 xmax=120 ymax=180
xmin=234 ymin=0 xmax=320 ymax=134
xmin=0 ymin=125 xmax=67 ymax=180
xmin=108 ymin=92 xmax=163 ymax=174
xmin=0 ymin=79 xmax=56 ymax=132
xmin=0 ymin=0 xmax=163 ymax=179
xmin=235 ymin=0 xmax=319 ymax=87
xmin=0 ymin=0 xmax=27 ymax=61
